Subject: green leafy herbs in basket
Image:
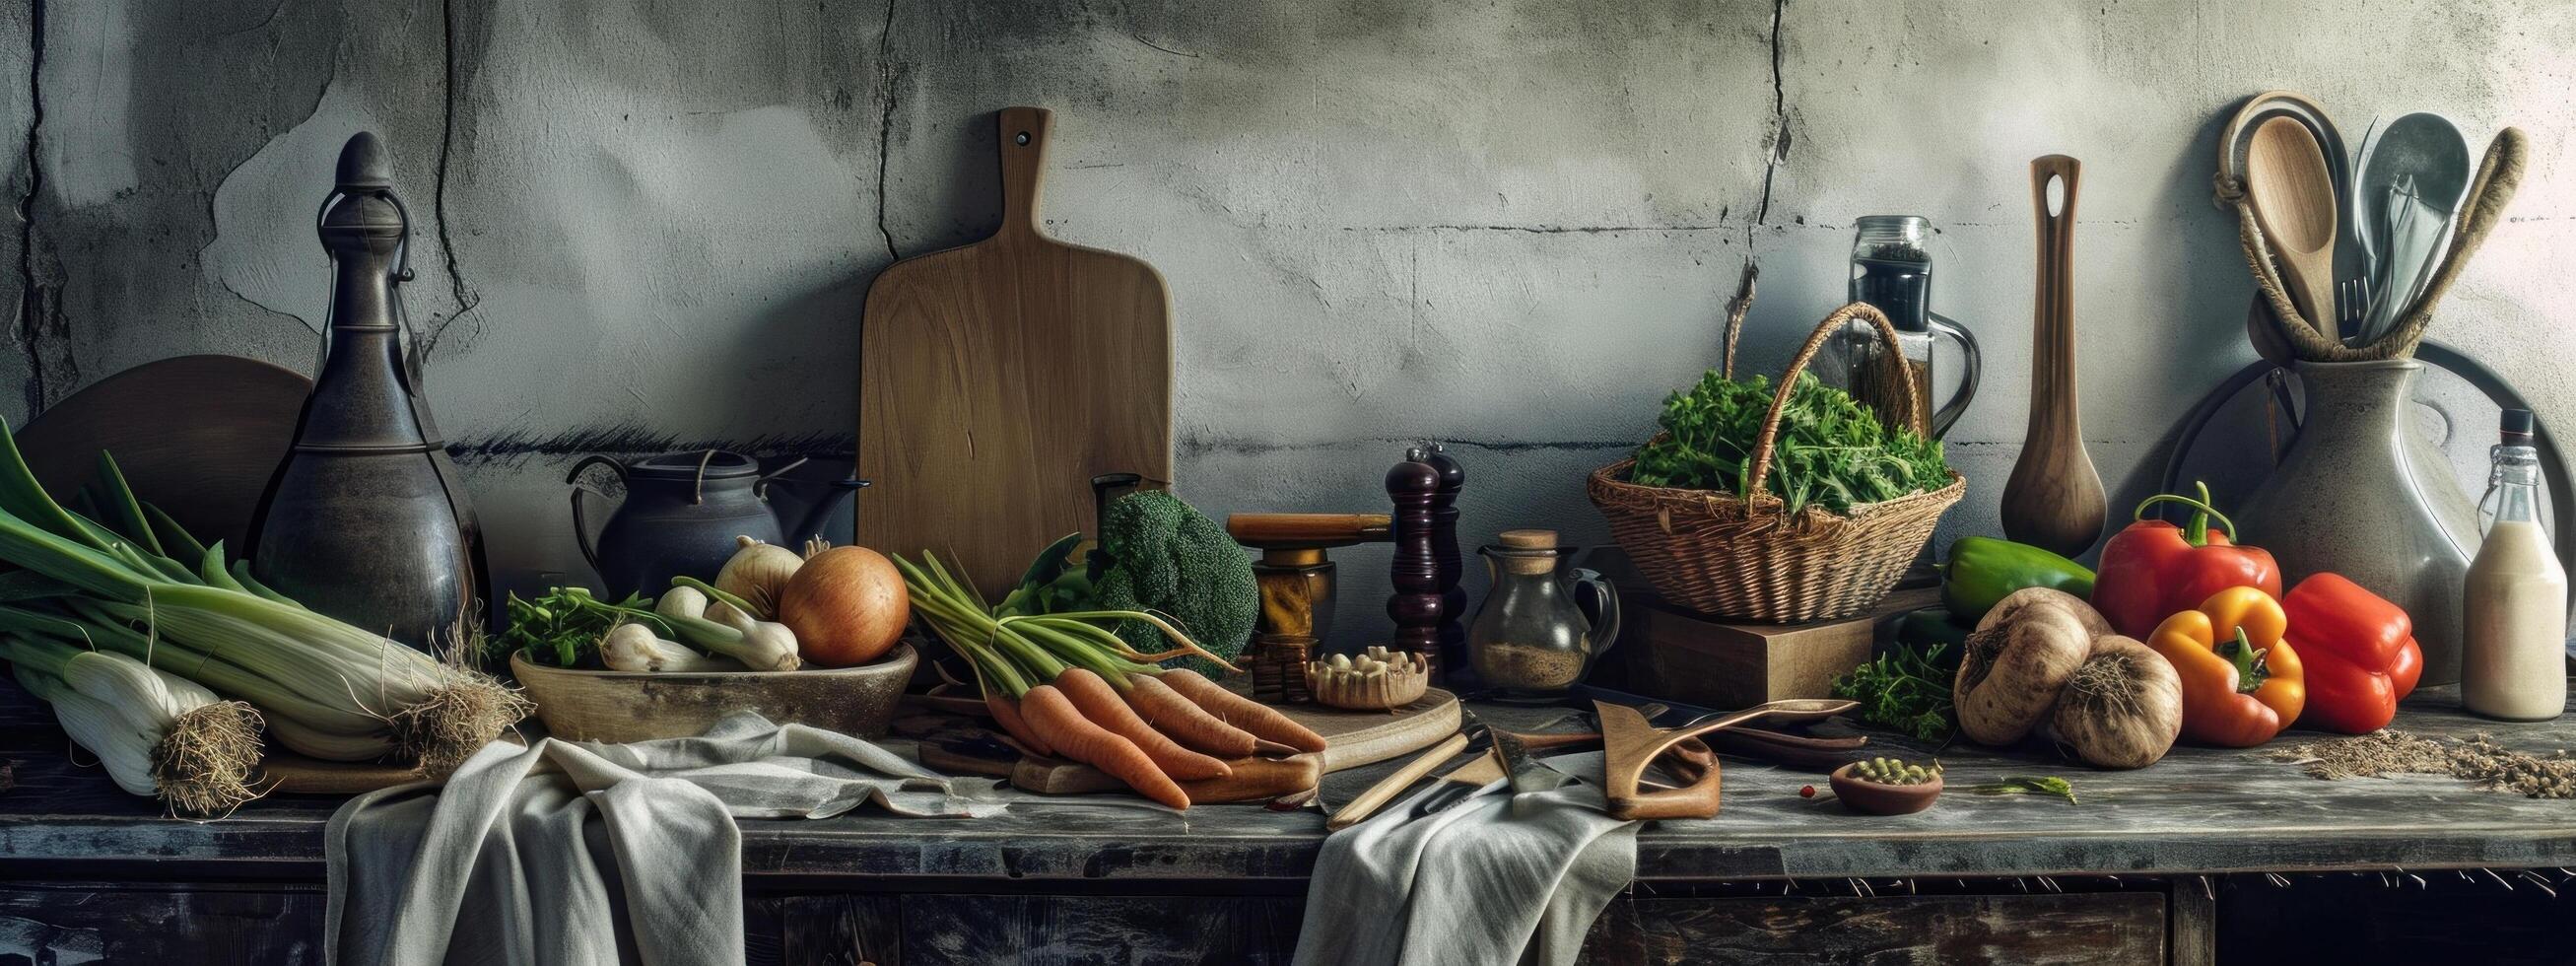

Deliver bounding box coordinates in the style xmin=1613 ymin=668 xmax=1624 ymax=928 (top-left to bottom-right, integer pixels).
xmin=1630 ymin=370 xmax=1948 ymax=516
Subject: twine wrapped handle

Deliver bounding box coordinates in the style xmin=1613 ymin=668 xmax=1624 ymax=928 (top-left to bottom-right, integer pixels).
xmin=1744 ymin=302 xmax=1924 ymax=500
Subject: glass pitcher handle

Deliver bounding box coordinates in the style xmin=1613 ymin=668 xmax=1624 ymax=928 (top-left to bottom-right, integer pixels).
xmin=1570 ymin=569 xmax=1622 ymax=662
xmin=1927 ymin=312 xmax=1981 ymax=439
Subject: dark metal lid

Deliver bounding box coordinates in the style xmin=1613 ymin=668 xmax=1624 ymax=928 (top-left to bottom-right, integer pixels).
xmin=628 ymin=450 xmax=762 ymax=481
xmin=2502 ymin=408 xmax=2537 ymax=446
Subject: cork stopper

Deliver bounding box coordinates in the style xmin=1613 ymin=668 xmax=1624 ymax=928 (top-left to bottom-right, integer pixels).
xmin=1495 ymin=529 xmax=1559 ymax=575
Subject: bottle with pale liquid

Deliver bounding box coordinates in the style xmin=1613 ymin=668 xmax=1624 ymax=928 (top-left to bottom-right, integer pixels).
xmin=2463 ymin=409 xmax=2568 ymax=721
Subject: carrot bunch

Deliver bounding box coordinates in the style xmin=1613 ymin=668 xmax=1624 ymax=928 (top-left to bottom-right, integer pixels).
xmin=895 ymin=545 xmax=1325 ymax=809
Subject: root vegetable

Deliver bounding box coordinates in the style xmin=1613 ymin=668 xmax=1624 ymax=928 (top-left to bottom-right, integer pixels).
xmin=1978 ymin=586 xmax=2115 ymax=640
xmin=984 ymin=690 xmax=1052 ymax=756
xmin=704 ymin=604 xmax=802 ymax=671
xmin=2048 ymin=636 xmax=2184 ymax=769
xmin=1019 ymin=683 xmax=1188 ymax=809
xmin=1955 ymin=595 xmax=2094 ymax=746
xmin=599 ymin=623 xmax=742 ymax=673
xmin=1122 ymin=672 xmax=1259 ymax=758
xmin=778 ymin=546 xmax=911 ymax=667
xmin=1156 ymin=668 xmax=1326 ymax=753
xmin=656 ymin=586 xmax=710 ymax=623
xmin=714 ymin=536 xmax=804 ymax=619
xmin=1054 ymin=667 xmax=1231 ymax=780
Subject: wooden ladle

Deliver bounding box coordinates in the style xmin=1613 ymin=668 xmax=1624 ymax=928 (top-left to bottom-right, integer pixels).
xmin=1999 ymin=156 xmax=2108 ymax=558
xmin=2245 ymin=116 xmax=2341 ymax=340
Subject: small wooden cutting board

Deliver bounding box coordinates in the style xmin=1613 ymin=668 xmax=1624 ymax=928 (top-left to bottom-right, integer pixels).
xmin=858 ymin=106 xmax=1173 ymax=597
xmin=920 ymin=689 xmax=1461 ymax=803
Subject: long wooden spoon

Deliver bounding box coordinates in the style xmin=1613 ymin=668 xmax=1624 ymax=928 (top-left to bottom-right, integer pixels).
xmin=2000 ymin=156 xmax=2108 ymax=558
xmin=2246 ymin=116 xmax=2341 ymax=341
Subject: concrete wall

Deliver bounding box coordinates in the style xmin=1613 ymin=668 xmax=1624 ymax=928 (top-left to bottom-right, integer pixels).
xmin=7 ymin=0 xmax=2573 ymax=650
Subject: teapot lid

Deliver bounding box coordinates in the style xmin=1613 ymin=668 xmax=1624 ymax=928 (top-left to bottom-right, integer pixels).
xmin=1496 ymin=528 xmax=1559 ymax=550
xmin=629 ymin=450 xmax=762 ymax=481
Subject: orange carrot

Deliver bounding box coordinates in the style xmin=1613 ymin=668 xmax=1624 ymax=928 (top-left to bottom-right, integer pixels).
xmin=1054 ymin=668 xmax=1232 ymax=781
xmin=1124 ymin=672 xmax=1259 ymax=757
xmin=984 ymin=689 xmax=1051 ymax=757
xmin=1156 ymin=668 xmax=1328 ymax=753
xmin=1019 ymin=684 xmax=1189 ymax=809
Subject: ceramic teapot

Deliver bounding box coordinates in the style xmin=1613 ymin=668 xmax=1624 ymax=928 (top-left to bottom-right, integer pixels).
xmin=568 ymin=450 xmax=863 ymax=599
xmin=1466 ymin=529 xmax=1621 ymax=694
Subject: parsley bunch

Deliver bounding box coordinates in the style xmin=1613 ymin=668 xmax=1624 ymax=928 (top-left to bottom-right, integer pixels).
xmin=1830 ymin=643 xmax=1956 ymax=742
xmin=1629 ymin=370 xmax=1948 ymax=516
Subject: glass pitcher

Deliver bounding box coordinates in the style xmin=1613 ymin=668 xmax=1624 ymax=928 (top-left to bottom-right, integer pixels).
xmin=1837 ymin=215 xmax=1980 ymax=439
xmin=1467 ymin=530 xmax=1621 ymax=694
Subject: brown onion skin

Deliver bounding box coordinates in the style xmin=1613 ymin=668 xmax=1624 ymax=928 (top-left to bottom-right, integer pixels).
xmin=778 ymin=546 xmax=912 ymax=666
xmin=1954 ymin=599 xmax=2092 ymax=746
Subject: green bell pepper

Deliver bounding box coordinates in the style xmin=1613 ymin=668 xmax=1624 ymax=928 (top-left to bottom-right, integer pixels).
xmin=1938 ymin=536 xmax=2095 ymax=621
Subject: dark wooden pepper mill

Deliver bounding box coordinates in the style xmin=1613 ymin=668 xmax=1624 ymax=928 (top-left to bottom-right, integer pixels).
xmin=1387 ymin=451 xmax=1444 ymax=679
xmin=1418 ymin=444 xmax=1469 ymax=685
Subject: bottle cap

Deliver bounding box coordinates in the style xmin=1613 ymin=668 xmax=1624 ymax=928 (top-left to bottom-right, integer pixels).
xmin=2502 ymin=409 xmax=2536 ymax=446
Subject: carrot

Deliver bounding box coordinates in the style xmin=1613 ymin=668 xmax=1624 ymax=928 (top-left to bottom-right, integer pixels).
xmin=1124 ymin=672 xmax=1259 ymax=757
xmin=1156 ymin=668 xmax=1328 ymax=753
xmin=1054 ymin=667 xmax=1231 ymax=780
xmin=984 ymin=689 xmax=1052 ymax=757
xmin=1018 ymin=684 xmax=1189 ymax=809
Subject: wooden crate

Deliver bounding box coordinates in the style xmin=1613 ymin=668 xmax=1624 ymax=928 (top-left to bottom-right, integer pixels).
xmin=1616 ymin=587 xmax=1938 ymax=708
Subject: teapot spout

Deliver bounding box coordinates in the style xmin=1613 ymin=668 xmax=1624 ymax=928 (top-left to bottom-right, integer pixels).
xmin=765 ymin=469 xmax=868 ymax=547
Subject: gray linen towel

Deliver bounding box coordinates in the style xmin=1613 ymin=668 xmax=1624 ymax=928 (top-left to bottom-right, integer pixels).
xmin=326 ymin=712 xmax=1002 ymax=966
xmin=1293 ymin=751 xmax=1637 ymax=966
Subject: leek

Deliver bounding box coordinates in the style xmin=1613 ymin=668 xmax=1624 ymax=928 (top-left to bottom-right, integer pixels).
xmin=5 ymin=635 xmax=263 ymax=816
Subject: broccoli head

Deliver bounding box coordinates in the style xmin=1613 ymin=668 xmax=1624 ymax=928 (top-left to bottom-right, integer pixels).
xmin=1090 ymin=490 xmax=1258 ymax=675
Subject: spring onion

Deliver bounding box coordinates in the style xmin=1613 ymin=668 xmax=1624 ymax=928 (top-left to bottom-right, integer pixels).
xmin=4 ymin=635 xmax=263 ymax=815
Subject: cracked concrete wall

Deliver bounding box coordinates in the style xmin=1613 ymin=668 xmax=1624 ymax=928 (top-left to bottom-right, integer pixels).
xmin=9 ymin=0 xmax=2576 ymax=650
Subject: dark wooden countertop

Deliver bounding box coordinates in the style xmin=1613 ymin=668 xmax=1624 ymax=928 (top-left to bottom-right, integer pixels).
xmin=3 ymin=682 xmax=2571 ymax=886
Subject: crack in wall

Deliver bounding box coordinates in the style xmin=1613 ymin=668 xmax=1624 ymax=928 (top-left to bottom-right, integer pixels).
xmin=1746 ymin=0 xmax=1789 ymax=251
xmin=871 ymin=0 xmax=900 ymax=262
xmin=13 ymin=0 xmax=61 ymax=415
xmin=422 ymin=0 xmax=480 ymax=359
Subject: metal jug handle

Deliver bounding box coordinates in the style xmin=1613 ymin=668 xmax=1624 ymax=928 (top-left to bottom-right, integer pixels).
xmin=1928 ymin=311 xmax=1981 ymax=439
xmin=1569 ymin=568 xmax=1622 ymax=661
xmin=565 ymin=454 xmax=629 ymax=578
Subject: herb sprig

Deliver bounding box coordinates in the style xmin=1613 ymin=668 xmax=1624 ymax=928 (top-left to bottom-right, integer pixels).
xmin=1630 ymin=371 xmax=1948 ymax=516
xmin=1831 ymin=643 xmax=1957 ymax=742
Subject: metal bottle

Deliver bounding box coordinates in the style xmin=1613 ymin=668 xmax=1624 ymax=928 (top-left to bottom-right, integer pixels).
xmin=248 ymin=132 xmax=488 ymax=651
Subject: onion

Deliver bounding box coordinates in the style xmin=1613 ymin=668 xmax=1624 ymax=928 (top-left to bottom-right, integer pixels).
xmin=714 ymin=536 xmax=804 ymax=619
xmin=2049 ymin=636 xmax=2183 ymax=769
xmin=1977 ymin=586 xmax=2114 ymax=640
xmin=1954 ymin=593 xmax=2093 ymax=745
xmin=776 ymin=546 xmax=911 ymax=666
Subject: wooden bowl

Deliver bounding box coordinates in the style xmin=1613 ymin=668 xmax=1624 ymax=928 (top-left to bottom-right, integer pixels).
xmin=511 ymin=644 xmax=916 ymax=743
xmin=1827 ymin=761 xmax=1941 ymax=815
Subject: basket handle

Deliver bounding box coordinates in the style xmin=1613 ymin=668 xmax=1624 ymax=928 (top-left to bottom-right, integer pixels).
xmin=1744 ymin=302 xmax=1924 ymax=499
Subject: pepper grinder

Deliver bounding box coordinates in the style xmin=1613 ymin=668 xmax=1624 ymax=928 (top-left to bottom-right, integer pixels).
xmin=1419 ymin=444 xmax=1471 ymax=685
xmin=1387 ymin=451 xmax=1444 ymax=679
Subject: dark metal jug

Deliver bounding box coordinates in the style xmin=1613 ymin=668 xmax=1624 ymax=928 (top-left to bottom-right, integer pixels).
xmin=568 ymin=450 xmax=862 ymax=600
xmin=248 ymin=132 xmax=487 ymax=651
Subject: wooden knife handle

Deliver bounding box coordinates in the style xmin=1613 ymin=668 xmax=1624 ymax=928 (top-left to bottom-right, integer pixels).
xmin=1327 ymin=730 xmax=1467 ymax=831
xmin=1227 ymin=513 xmax=1394 ymax=548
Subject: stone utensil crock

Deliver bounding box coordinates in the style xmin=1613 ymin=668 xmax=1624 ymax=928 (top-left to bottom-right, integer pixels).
xmin=2235 ymin=359 xmax=2479 ymax=684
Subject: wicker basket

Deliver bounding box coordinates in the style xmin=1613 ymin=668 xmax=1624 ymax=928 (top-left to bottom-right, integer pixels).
xmin=1590 ymin=303 xmax=1965 ymax=623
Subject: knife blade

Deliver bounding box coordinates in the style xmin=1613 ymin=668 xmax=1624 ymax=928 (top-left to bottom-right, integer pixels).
xmin=1327 ymin=712 xmax=1490 ymax=831
xmin=1492 ymin=728 xmax=1558 ymax=794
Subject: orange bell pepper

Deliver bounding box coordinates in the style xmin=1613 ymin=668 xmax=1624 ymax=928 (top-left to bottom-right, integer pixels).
xmin=2143 ymin=586 xmax=2305 ymax=747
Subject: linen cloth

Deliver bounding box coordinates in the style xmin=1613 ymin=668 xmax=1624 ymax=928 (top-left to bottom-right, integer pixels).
xmin=325 ymin=712 xmax=1002 ymax=966
xmin=1292 ymin=751 xmax=1637 ymax=966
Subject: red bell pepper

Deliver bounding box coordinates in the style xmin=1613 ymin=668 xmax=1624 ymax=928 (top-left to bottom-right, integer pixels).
xmin=2093 ymin=482 xmax=2282 ymax=639
xmin=2283 ymin=573 xmax=2421 ymax=734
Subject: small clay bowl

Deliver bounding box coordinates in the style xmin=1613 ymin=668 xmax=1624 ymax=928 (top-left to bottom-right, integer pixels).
xmin=1827 ymin=761 xmax=1942 ymax=815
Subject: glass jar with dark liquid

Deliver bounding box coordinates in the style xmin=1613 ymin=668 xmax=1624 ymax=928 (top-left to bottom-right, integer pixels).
xmin=1837 ymin=216 xmax=1979 ymax=439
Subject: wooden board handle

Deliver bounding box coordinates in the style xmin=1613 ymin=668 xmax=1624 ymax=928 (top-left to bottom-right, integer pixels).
xmin=996 ymin=106 xmax=1052 ymax=241
xmin=1327 ymin=730 xmax=1467 ymax=830
xmin=1227 ymin=513 xmax=1394 ymax=548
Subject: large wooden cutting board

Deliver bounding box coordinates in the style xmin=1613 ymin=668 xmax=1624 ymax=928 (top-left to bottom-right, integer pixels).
xmin=858 ymin=106 xmax=1172 ymax=595
xmin=15 ymin=355 xmax=311 ymax=550
xmin=919 ymin=689 xmax=1462 ymax=803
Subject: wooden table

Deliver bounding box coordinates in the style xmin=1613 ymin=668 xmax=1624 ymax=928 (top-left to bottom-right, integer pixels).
xmin=1 ymin=686 xmax=2570 ymax=963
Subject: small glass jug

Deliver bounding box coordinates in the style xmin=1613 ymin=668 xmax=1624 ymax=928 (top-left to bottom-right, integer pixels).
xmin=1467 ymin=529 xmax=1621 ymax=694
xmin=1837 ymin=215 xmax=1980 ymax=439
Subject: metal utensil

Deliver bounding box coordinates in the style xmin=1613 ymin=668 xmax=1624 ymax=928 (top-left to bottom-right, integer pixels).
xmin=1493 ymin=728 xmax=1557 ymax=794
xmin=2245 ymin=116 xmax=2343 ymax=340
xmin=1329 ymin=711 xmax=1487 ymax=830
xmin=2355 ymin=112 xmax=2472 ymax=342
